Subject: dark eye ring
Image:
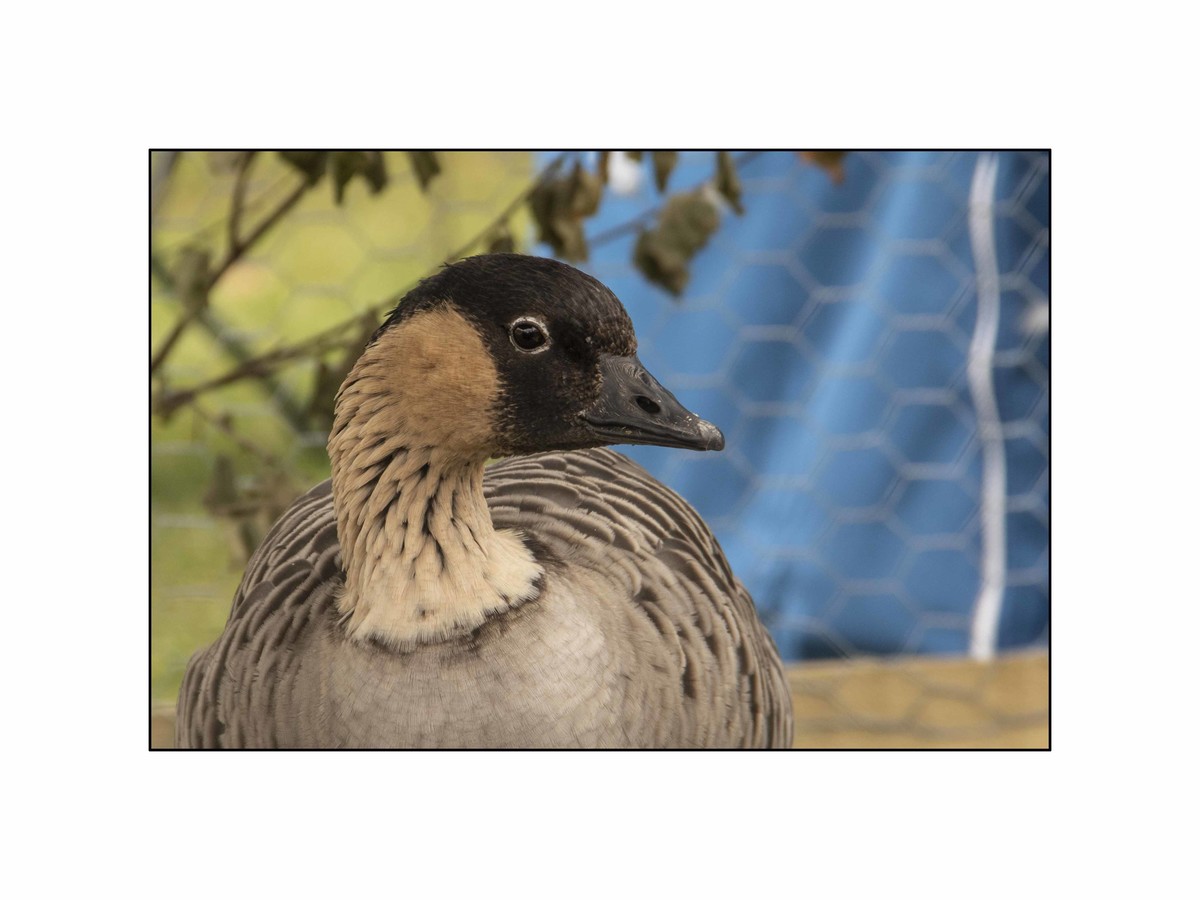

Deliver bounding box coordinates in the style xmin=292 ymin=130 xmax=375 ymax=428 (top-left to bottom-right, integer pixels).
xmin=509 ymin=317 xmax=550 ymax=353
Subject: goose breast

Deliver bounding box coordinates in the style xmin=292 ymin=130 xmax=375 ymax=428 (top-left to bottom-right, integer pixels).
xmin=177 ymin=448 xmax=792 ymax=748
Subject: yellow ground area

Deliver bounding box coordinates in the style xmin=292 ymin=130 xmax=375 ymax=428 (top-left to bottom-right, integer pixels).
xmin=788 ymin=649 xmax=1047 ymax=748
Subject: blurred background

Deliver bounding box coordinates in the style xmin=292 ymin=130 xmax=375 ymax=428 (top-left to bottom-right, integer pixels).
xmin=150 ymin=150 xmax=1049 ymax=748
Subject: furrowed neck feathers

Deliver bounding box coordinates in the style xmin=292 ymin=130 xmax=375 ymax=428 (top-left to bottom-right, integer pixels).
xmin=327 ymin=307 xmax=543 ymax=649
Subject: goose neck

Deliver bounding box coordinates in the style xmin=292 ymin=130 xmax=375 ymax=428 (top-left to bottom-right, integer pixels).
xmin=329 ymin=438 xmax=542 ymax=649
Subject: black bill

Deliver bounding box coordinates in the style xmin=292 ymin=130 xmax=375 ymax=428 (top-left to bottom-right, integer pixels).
xmin=581 ymin=354 xmax=725 ymax=452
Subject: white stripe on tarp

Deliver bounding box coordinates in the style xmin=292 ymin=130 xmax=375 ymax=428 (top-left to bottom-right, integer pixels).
xmin=967 ymin=152 xmax=1008 ymax=661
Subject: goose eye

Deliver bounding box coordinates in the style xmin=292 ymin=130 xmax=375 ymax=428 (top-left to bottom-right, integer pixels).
xmin=510 ymin=318 xmax=550 ymax=353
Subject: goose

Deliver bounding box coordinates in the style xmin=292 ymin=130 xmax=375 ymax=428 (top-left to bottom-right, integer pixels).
xmin=176 ymin=253 xmax=793 ymax=748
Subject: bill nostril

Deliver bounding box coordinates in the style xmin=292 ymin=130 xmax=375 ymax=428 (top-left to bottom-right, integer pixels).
xmin=635 ymin=395 xmax=661 ymax=416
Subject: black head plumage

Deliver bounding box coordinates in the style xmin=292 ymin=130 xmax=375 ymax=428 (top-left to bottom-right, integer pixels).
xmin=376 ymin=254 xmax=636 ymax=358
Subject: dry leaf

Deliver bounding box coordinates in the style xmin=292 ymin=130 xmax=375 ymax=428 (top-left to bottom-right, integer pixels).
xmin=408 ymin=151 xmax=441 ymax=191
xmin=652 ymin=151 xmax=679 ymax=192
xmin=487 ymin=225 xmax=516 ymax=254
xmin=715 ymin=151 xmax=744 ymax=214
xmin=278 ymin=151 xmax=329 ymax=185
xmin=799 ymin=150 xmax=849 ymax=184
xmin=330 ymin=151 xmax=388 ymax=205
xmin=528 ymin=162 xmax=604 ymax=261
xmin=633 ymin=188 xmax=720 ymax=296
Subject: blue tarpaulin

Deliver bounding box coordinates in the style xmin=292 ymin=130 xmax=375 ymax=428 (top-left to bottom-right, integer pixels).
xmin=537 ymin=150 xmax=1049 ymax=661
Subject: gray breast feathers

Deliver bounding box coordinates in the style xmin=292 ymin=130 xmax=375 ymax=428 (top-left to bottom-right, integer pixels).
xmin=176 ymin=448 xmax=793 ymax=748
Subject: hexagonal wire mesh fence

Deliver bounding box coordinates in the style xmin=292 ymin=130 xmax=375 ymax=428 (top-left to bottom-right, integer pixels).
xmin=150 ymin=150 xmax=1049 ymax=747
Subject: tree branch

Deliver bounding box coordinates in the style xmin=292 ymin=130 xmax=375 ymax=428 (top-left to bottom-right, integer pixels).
xmin=150 ymin=151 xmax=179 ymax=224
xmin=159 ymin=149 xmax=765 ymax=422
xmin=191 ymin=401 xmax=285 ymax=467
xmin=149 ymin=315 xmax=194 ymax=376
xmin=154 ymin=152 xmax=574 ymax=417
xmin=151 ymin=156 xmax=316 ymax=379
xmin=154 ymin=318 xmax=361 ymax=418
xmin=209 ymin=172 xmax=310 ymax=288
xmin=227 ymin=151 xmax=256 ymax=259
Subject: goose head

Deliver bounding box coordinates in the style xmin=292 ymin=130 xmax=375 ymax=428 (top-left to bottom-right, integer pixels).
xmin=351 ymin=253 xmax=724 ymax=459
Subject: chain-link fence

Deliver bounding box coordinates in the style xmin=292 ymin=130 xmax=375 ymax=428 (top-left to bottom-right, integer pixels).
xmin=150 ymin=150 xmax=1049 ymax=748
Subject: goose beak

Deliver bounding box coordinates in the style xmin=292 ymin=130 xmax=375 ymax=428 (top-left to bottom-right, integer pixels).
xmin=581 ymin=354 xmax=725 ymax=452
